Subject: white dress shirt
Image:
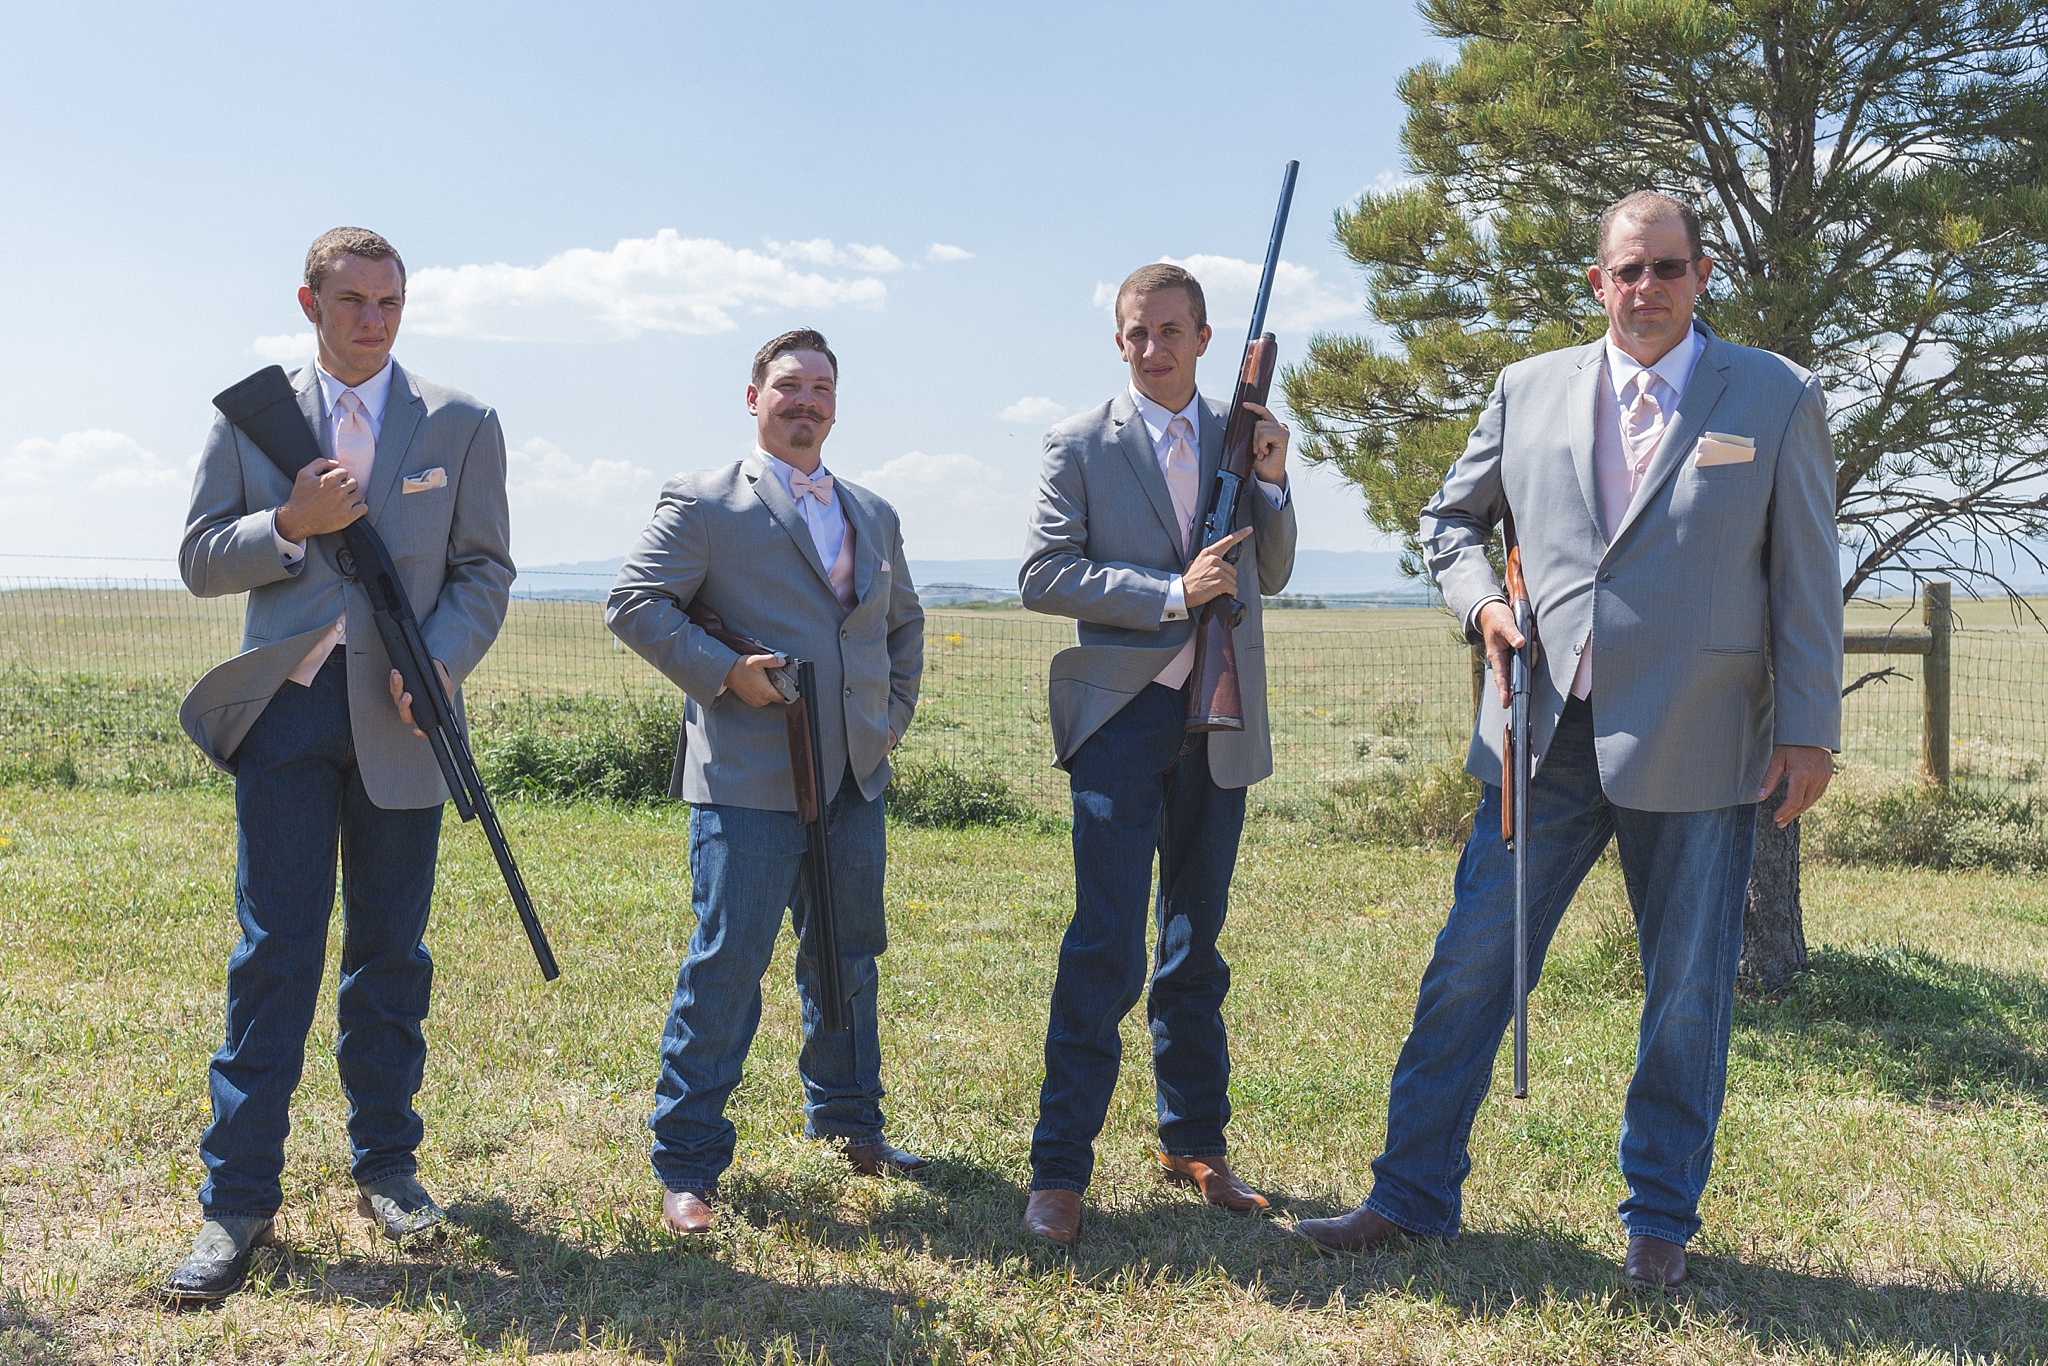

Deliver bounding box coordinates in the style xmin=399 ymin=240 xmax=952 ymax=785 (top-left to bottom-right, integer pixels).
xmin=1464 ymin=325 xmax=1705 ymax=659
xmin=760 ymin=448 xmax=851 ymax=579
xmin=1127 ymin=385 xmax=1289 ymax=623
xmin=273 ymin=359 xmax=395 ymax=682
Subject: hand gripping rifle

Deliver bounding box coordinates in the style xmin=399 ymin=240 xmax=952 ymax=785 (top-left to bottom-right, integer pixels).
xmin=1501 ymin=515 xmax=1534 ymax=1097
xmin=1188 ymin=159 xmax=1299 ymax=732
xmin=213 ymin=366 xmax=560 ymax=982
xmin=682 ymin=601 xmax=851 ymax=1034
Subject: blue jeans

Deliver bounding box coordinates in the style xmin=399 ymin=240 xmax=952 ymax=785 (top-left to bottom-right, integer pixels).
xmin=1031 ymin=682 xmax=1247 ymax=1193
xmin=649 ymin=774 xmax=888 ymax=1195
xmin=1367 ymin=697 xmax=1756 ymax=1246
xmin=199 ymin=651 xmax=444 ymax=1220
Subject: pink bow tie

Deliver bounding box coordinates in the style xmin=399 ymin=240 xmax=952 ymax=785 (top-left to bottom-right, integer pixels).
xmin=790 ymin=469 xmax=835 ymax=506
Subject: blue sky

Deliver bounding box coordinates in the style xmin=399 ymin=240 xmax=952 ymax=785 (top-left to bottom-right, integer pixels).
xmin=0 ymin=1 xmax=1451 ymax=574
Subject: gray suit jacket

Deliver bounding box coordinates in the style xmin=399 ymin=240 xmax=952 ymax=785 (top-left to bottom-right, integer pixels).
xmin=178 ymin=360 xmax=515 ymax=809
xmin=1421 ymin=322 xmax=1842 ymax=812
xmin=607 ymin=453 xmax=923 ymax=811
xmin=1020 ymin=390 xmax=1297 ymax=787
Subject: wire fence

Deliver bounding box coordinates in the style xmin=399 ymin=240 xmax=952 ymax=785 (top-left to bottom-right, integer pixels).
xmin=1 ymin=570 xmax=2033 ymax=815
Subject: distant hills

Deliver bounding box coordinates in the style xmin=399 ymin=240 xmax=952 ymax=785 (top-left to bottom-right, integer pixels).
xmin=515 ymin=549 xmax=1434 ymax=605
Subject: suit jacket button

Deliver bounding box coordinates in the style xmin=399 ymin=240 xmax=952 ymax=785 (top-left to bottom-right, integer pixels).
xmin=844 ymin=686 xmax=853 ymax=697
xmin=840 ymin=629 xmax=848 ymax=640
xmin=1598 ymin=572 xmax=1612 ymax=583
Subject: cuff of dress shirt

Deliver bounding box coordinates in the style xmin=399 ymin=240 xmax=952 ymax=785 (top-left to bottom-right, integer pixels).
xmin=1162 ymin=576 xmax=1188 ymax=622
xmin=271 ymin=510 xmax=306 ymax=564
xmin=1466 ymin=593 xmax=1508 ymax=638
xmin=1256 ymin=476 xmax=1289 ymax=508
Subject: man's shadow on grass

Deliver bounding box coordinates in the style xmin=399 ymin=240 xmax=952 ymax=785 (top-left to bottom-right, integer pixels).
xmin=242 ymin=1194 xmax=936 ymax=1363
xmin=1734 ymin=942 xmax=2048 ymax=1107
xmin=675 ymin=1155 xmax=2048 ymax=1362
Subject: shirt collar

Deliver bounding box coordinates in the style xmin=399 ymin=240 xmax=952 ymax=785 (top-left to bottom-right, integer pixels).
xmin=1604 ymin=324 xmax=1703 ymax=404
xmin=757 ymin=448 xmax=835 ymax=501
xmin=1128 ymin=383 xmax=1203 ymax=448
xmin=316 ymin=357 xmax=396 ymax=424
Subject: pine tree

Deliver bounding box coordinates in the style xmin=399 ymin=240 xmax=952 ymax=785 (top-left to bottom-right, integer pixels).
xmin=1283 ymin=0 xmax=2048 ymax=986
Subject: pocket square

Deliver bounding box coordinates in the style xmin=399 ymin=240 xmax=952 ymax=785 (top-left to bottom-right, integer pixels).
xmin=402 ymin=467 xmax=447 ymax=493
xmin=1693 ymin=433 xmax=1755 ymax=467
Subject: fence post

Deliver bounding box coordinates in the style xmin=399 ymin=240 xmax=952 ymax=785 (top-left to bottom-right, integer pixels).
xmin=1921 ymin=579 xmax=1951 ymax=787
xmin=1470 ymin=641 xmax=1486 ymax=720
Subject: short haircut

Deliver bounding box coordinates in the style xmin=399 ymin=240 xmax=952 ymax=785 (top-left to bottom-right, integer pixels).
xmin=751 ymin=328 xmax=839 ymax=386
xmin=305 ymin=227 xmax=407 ymax=294
xmin=1115 ymin=263 xmax=1208 ymax=333
xmin=1597 ymin=191 xmax=1703 ymax=263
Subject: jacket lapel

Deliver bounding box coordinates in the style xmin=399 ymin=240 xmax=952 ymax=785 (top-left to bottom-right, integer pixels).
xmin=1609 ymin=324 xmax=1728 ymax=549
xmin=1566 ymin=343 xmax=1604 ymax=542
xmin=746 ymin=452 xmax=837 ymax=592
xmin=367 ymin=361 xmax=424 ymax=521
xmin=292 ymin=363 xmax=331 ymax=459
xmin=840 ymin=483 xmax=884 ymax=604
xmin=1110 ymin=390 xmax=1190 ymax=568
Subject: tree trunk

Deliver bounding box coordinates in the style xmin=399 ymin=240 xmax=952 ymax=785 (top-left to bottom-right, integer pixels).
xmin=1740 ymin=786 xmax=1807 ymax=991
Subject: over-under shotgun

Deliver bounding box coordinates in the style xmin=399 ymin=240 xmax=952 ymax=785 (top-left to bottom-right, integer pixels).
xmin=681 ymin=601 xmax=851 ymax=1034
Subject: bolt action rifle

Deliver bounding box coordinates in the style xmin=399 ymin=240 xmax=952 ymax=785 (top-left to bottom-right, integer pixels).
xmin=212 ymin=365 xmax=560 ymax=981
xmin=1187 ymin=159 xmax=1299 ymax=731
xmin=681 ymin=600 xmax=851 ymax=1034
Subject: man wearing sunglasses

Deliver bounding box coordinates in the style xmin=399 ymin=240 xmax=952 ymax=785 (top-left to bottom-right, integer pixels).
xmin=1297 ymin=190 xmax=1841 ymax=1288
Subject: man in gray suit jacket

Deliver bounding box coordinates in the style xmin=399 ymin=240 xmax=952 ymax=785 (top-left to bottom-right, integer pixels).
xmin=165 ymin=228 xmax=513 ymax=1301
xmin=1017 ymin=264 xmax=1298 ymax=1247
xmin=1298 ymin=192 xmax=1841 ymax=1287
xmin=609 ymin=329 xmax=924 ymax=1236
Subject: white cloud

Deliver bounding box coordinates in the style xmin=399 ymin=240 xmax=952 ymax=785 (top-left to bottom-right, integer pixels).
xmin=998 ymin=396 xmax=1069 ymax=425
xmin=504 ymin=437 xmax=662 ymax=565
xmin=926 ymin=243 xmax=974 ymax=263
xmin=1092 ymin=257 xmax=1365 ymax=335
xmin=765 ymin=239 xmax=906 ymax=272
xmin=852 ymin=450 xmax=1033 ymax=561
xmin=404 ymin=230 xmax=890 ymax=342
xmin=252 ymin=332 xmax=315 ymax=364
xmin=0 ymin=430 xmax=193 ymax=560
xmin=1159 ymin=255 xmax=1365 ymax=334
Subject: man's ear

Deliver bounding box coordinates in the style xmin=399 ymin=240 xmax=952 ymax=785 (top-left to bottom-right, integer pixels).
xmin=745 ymin=383 xmax=760 ymax=415
xmin=1194 ymin=324 xmax=1212 ymax=357
xmin=298 ymin=285 xmax=320 ymax=326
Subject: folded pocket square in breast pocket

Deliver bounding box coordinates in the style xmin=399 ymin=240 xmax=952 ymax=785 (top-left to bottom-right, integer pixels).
xmin=1693 ymin=433 xmax=1756 ymax=467
xmin=402 ymin=467 xmax=447 ymax=493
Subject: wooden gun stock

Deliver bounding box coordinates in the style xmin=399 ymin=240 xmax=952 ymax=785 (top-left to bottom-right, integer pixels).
xmin=1186 ymin=337 xmax=1279 ymax=732
xmin=1500 ymin=543 xmax=1527 ymax=846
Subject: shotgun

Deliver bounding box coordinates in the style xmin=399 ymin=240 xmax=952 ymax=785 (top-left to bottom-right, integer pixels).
xmin=1187 ymin=159 xmax=1299 ymax=732
xmin=212 ymin=366 xmax=560 ymax=982
xmin=681 ymin=601 xmax=851 ymax=1034
xmin=1501 ymin=516 xmax=1534 ymax=1097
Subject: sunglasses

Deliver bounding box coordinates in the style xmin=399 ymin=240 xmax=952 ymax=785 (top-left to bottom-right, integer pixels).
xmin=1607 ymin=256 xmax=1701 ymax=285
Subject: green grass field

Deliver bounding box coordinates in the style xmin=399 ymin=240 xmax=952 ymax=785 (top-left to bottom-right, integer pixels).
xmin=3 ymin=786 xmax=2046 ymax=1364
xmin=0 ymin=588 xmax=2013 ymax=815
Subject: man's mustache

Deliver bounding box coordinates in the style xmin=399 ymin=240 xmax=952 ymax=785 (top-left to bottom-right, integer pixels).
xmin=779 ymin=407 xmax=828 ymax=422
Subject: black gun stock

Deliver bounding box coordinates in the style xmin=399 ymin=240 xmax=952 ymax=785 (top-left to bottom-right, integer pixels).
xmin=213 ymin=366 xmax=560 ymax=982
xmin=1187 ymin=159 xmax=1298 ymax=733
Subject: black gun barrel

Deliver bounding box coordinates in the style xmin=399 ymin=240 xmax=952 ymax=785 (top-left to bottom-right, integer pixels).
xmin=213 ymin=366 xmax=560 ymax=982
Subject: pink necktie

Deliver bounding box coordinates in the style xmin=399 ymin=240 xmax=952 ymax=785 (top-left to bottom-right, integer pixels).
xmin=1161 ymin=416 xmax=1199 ymax=554
xmin=334 ymin=390 xmax=376 ymax=489
xmin=1622 ymin=373 xmax=1663 ymax=494
xmin=790 ymin=469 xmax=835 ymax=505
xmin=285 ymin=389 xmax=378 ymax=687
xmin=1572 ymin=372 xmax=1666 ymax=701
